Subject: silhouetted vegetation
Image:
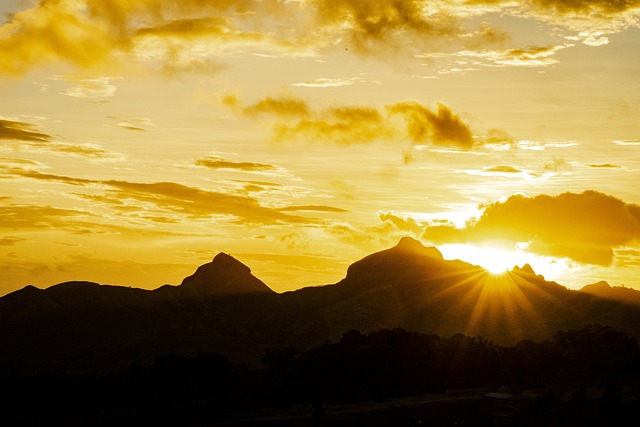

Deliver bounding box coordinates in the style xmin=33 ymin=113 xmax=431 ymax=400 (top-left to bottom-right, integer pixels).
xmin=1 ymin=324 xmax=638 ymax=426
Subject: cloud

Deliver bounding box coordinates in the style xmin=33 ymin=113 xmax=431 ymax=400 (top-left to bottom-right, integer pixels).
xmin=483 ymin=166 xmax=522 ymax=174
xmin=53 ymin=75 xmax=120 ymax=98
xmin=615 ymin=248 xmax=640 ymax=267
xmin=387 ymin=102 xmax=474 ymax=148
xmin=3 ymin=0 xmax=638 ymax=76
xmin=275 ymin=105 xmax=388 ymax=145
xmin=195 ymin=156 xmax=279 ymax=173
xmin=228 ymin=95 xmax=477 ymax=149
xmin=225 ymin=95 xmax=311 ymax=118
xmin=46 ymin=142 xmax=118 ymax=158
xmin=587 ymin=163 xmax=621 ymax=169
xmin=460 ymin=44 xmax=571 ymax=67
xmin=0 ymin=0 xmax=118 ymax=75
xmin=0 ymin=204 xmax=96 ymax=231
xmin=0 ymin=118 xmax=119 ymax=159
xmin=0 ymin=0 xmax=276 ymax=75
xmin=4 ymin=167 xmax=314 ymax=226
xmin=315 ymin=0 xmax=482 ymax=55
xmin=0 ymin=119 xmax=51 ymax=142
xmin=529 ymin=0 xmax=640 ymax=14
xmin=421 ymin=190 xmax=640 ymax=266
xmin=0 ymin=236 xmax=27 ymax=246
xmin=522 ymin=0 xmax=640 ymax=44
xmin=117 ymin=122 xmax=145 ymax=131
xmin=377 ymin=211 xmax=426 ymax=236
xmin=279 ymin=205 xmax=350 ymax=213
xmin=291 ymin=78 xmax=355 ymax=88
xmin=0 ymin=0 xmax=513 ymax=76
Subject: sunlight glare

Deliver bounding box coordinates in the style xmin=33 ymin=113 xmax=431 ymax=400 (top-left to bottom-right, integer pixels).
xmin=439 ymin=243 xmax=527 ymax=274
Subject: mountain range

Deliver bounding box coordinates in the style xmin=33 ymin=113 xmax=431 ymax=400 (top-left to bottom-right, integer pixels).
xmin=2 ymin=237 xmax=640 ymax=375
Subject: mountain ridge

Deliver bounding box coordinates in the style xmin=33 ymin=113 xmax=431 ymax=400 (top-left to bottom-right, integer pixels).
xmin=1 ymin=237 xmax=639 ymax=374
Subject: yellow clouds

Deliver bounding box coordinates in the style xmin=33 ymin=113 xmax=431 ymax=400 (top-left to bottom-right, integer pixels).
xmin=0 ymin=0 xmax=279 ymax=75
xmin=388 ymin=101 xmax=474 ymax=149
xmin=2 ymin=167 xmax=315 ymax=226
xmin=0 ymin=119 xmax=51 ymax=142
xmin=2 ymin=0 xmax=638 ymax=75
xmin=227 ymin=95 xmax=476 ymax=149
xmin=0 ymin=118 xmax=117 ymax=159
xmin=529 ymin=0 xmax=640 ymax=14
xmin=0 ymin=0 xmax=116 ymax=75
xmin=224 ymin=95 xmax=311 ymax=118
xmin=195 ymin=156 xmax=279 ymax=173
xmin=420 ymin=191 xmax=640 ymax=266
xmin=316 ymin=0 xmax=460 ymax=53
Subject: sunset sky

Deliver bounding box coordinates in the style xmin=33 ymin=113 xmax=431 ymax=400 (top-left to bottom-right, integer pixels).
xmin=1 ymin=0 xmax=639 ymax=295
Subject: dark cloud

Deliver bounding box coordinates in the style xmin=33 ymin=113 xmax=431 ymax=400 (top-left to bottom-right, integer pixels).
xmin=529 ymin=0 xmax=640 ymax=14
xmin=0 ymin=119 xmax=51 ymax=142
xmin=388 ymin=102 xmax=474 ymax=148
xmin=195 ymin=156 xmax=278 ymax=173
xmin=228 ymin=95 xmax=478 ymax=149
xmin=484 ymin=166 xmax=522 ymax=173
xmin=587 ymin=163 xmax=621 ymax=169
xmin=422 ymin=190 xmax=640 ymax=266
xmin=316 ymin=0 xmax=462 ymax=54
xmin=136 ymin=17 xmax=233 ymax=38
xmin=0 ymin=121 xmax=116 ymax=158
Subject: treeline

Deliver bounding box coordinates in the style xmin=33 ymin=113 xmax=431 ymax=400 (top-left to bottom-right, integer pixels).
xmin=0 ymin=325 xmax=638 ymax=426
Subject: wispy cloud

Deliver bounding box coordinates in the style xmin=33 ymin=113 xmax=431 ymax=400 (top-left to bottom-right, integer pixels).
xmin=3 ymin=167 xmax=316 ymax=226
xmin=291 ymin=77 xmax=355 ymax=88
xmin=195 ymin=156 xmax=279 ymax=173
xmin=1 ymin=118 xmax=120 ymax=159
xmin=53 ymin=75 xmax=120 ymax=99
xmin=0 ymin=119 xmax=51 ymax=142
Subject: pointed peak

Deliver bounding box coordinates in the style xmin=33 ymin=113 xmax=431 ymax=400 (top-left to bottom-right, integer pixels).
xmin=211 ymin=252 xmax=251 ymax=273
xmin=179 ymin=252 xmax=273 ymax=296
xmin=393 ymin=237 xmax=443 ymax=259
xmin=513 ymin=263 xmax=536 ymax=275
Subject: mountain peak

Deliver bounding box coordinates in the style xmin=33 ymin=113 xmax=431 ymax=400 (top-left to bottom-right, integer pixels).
xmin=340 ymin=238 xmax=446 ymax=291
xmin=179 ymin=253 xmax=274 ymax=296
xmin=513 ymin=263 xmax=536 ymax=275
xmin=211 ymin=252 xmax=251 ymax=273
xmin=393 ymin=237 xmax=443 ymax=259
xmin=582 ymin=280 xmax=611 ymax=291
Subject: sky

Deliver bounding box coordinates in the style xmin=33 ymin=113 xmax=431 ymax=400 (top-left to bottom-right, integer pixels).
xmin=1 ymin=0 xmax=639 ymax=295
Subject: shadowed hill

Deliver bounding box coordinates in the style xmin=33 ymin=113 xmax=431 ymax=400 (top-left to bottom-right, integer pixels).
xmin=1 ymin=238 xmax=640 ymax=374
xmin=176 ymin=252 xmax=274 ymax=297
xmin=581 ymin=280 xmax=640 ymax=307
xmin=279 ymin=239 xmax=640 ymax=347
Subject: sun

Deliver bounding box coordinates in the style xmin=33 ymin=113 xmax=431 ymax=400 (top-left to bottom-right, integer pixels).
xmin=438 ymin=243 xmax=526 ymax=274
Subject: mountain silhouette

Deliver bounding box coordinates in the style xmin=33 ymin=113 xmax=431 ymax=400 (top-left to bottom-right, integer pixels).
xmin=1 ymin=238 xmax=639 ymax=374
xmin=581 ymin=280 xmax=640 ymax=307
xmin=169 ymin=252 xmax=274 ymax=297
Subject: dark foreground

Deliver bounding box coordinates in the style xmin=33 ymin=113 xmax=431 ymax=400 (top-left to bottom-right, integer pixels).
xmin=2 ymin=326 xmax=639 ymax=426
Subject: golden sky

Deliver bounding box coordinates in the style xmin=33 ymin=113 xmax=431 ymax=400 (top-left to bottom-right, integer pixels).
xmin=1 ymin=0 xmax=640 ymax=295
